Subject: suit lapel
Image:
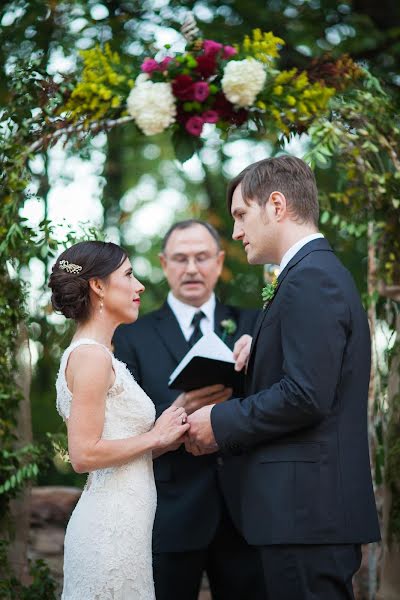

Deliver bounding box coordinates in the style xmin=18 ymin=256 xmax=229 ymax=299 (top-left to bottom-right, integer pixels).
xmin=153 ymin=302 xmax=190 ymax=364
xmin=247 ymin=297 xmax=275 ymax=371
xmin=247 ymin=238 xmax=333 ymax=369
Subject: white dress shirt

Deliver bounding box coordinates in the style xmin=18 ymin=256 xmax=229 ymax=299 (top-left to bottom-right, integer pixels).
xmin=167 ymin=292 xmax=216 ymax=342
xmin=279 ymin=233 xmax=324 ymax=274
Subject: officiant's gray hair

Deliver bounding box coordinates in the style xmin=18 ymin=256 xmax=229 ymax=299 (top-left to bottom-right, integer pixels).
xmin=161 ymin=220 xmax=221 ymax=252
xmin=227 ymin=155 xmax=319 ymax=227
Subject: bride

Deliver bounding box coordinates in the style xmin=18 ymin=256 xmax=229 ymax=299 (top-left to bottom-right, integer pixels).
xmin=49 ymin=240 xmax=190 ymax=600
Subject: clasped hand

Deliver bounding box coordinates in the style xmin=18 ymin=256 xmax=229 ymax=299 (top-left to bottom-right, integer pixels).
xmin=184 ymin=404 xmax=219 ymax=456
xmin=172 ymin=334 xmax=252 ymax=455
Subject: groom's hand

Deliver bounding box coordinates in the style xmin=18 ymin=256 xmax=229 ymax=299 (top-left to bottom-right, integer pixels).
xmin=173 ymin=384 xmax=232 ymax=415
xmin=233 ymin=334 xmax=252 ymax=372
xmin=185 ymin=405 xmax=218 ymax=454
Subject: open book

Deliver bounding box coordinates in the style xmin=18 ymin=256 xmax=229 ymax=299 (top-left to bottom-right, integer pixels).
xmin=168 ymin=332 xmax=243 ymax=393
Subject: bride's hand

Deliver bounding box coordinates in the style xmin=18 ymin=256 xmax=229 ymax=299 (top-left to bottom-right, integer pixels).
xmin=150 ymin=405 xmax=190 ymax=450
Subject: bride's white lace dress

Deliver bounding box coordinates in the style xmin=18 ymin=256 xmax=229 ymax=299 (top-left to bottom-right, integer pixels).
xmin=56 ymin=338 xmax=157 ymax=600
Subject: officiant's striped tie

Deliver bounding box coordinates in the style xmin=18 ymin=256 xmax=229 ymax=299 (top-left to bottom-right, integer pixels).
xmin=188 ymin=311 xmax=205 ymax=347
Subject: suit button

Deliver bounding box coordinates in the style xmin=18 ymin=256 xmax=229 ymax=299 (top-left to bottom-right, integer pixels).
xmin=229 ymin=442 xmax=242 ymax=455
xmin=217 ymin=457 xmax=224 ymax=467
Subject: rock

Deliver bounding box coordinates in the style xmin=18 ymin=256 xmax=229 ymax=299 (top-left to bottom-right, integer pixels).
xmin=30 ymin=486 xmax=81 ymax=526
xmin=29 ymin=486 xmax=81 ymax=594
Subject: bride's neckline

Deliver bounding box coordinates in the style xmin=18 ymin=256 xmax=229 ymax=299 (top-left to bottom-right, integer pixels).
xmin=70 ymin=337 xmax=113 ymax=354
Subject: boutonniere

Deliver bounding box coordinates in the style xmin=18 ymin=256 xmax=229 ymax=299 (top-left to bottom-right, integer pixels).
xmin=220 ymin=318 xmax=237 ymax=342
xmin=261 ymin=276 xmax=278 ymax=309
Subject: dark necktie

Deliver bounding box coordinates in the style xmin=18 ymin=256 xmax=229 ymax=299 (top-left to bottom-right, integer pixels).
xmin=188 ymin=311 xmax=205 ymax=347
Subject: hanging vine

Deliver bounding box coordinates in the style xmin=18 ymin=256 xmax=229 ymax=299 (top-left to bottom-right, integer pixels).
xmin=1 ymin=21 xmax=399 ymax=595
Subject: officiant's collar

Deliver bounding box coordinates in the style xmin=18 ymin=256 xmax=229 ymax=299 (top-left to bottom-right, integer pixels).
xmin=167 ymin=291 xmax=216 ymax=330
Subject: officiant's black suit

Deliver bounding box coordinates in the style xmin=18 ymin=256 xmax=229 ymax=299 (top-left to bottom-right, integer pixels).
xmin=211 ymin=238 xmax=381 ymax=599
xmin=113 ymin=300 xmax=265 ymax=600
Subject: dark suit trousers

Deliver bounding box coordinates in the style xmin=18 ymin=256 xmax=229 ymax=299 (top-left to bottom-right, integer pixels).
xmin=153 ymin=503 xmax=265 ymax=600
xmin=259 ymin=543 xmax=362 ymax=600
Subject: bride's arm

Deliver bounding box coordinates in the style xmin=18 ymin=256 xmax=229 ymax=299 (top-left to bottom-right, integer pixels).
xmin=66 ymin=346 xmax=189 ymax=473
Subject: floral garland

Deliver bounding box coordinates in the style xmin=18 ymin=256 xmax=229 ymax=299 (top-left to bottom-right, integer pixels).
xmin=62 ymin=29 xmax=362 ymax=161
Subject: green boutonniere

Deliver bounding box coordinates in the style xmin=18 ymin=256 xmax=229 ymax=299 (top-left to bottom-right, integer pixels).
xmin=261 ymin=276 xmax=278 ymax=309
xmin=220 ymin=318 xmax=237 ymax=342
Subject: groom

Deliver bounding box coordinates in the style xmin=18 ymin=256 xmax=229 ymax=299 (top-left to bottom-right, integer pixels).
xmin=187 ymin=156 xmax=381 ymax=599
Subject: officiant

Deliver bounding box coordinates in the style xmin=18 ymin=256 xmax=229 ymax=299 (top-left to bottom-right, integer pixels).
xmin=113 ymin=219 xmax=265 ymax=600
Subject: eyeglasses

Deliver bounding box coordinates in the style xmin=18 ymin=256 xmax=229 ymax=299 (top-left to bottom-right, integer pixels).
xmin=164 ymin=253 xmax=220 ymax=267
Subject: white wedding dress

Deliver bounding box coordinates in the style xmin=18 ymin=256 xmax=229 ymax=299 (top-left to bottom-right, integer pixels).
xmin=56 ymin=338 xmax=157 ymax=600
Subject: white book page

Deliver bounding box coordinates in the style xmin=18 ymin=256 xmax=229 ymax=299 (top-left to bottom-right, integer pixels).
xmin=169 ymin=332 xmax=234 ymax=384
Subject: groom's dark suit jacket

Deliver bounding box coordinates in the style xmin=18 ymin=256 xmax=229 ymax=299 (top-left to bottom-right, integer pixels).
xmin=113 ymin=300 xmax=259 ymax=552
xmin=211 ymin=238 xmax=381 ymax=546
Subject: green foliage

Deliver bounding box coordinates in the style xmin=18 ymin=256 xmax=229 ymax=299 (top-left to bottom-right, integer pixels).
xmin=171 ymin=129 xmax=202 ymax=163
xmin=306 ymin=72 xmax=400 ymax=283
xmin=0 ymin=447 xmax=39 ymax=496
xmin=0 ymin=269 xmax=29 ymax=516
xmin=0 ymin=540 xmax=56 ymax=600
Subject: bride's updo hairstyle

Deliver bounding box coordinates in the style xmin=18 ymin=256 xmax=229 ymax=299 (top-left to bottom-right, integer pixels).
xmin=49 ymin=241 xmax=128 ymax=322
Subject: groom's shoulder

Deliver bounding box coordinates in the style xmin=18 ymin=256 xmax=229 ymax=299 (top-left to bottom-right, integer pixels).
xmin=290 ymin=247 xmax=358 ymax=296
xmin=312 ymin=246 xmax=349 ymax=273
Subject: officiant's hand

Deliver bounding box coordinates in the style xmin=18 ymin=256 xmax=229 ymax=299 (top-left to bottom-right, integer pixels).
xmin=233 ymin=334 xmax=252 ymax=372
xmin=173 ymin=384 xmax=232 ymax=415
xmin=185 ymin=405 xmax=218 ymax=455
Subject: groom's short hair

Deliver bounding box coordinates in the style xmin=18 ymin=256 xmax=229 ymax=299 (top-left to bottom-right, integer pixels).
xmin=227 ymin=155 xmax=319 ymax=226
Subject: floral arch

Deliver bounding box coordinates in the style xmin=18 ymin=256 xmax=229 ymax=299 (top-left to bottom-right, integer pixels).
xmin=1 ymin=16 xmax=399 ymax=594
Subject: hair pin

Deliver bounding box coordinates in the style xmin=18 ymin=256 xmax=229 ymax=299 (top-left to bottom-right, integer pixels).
xmin=59 ymin=260 xmax=82 ymax=274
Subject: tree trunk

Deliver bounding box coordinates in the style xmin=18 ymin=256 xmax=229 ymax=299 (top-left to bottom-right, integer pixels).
xmin=377 ymin=292 xmax=400 ymax=600
xmin=364 ymin=222 xmax=380 ymax=600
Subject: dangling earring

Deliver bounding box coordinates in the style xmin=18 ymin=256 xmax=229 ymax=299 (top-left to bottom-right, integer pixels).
xmin=99 ymin=297 xmax=104 ymax=313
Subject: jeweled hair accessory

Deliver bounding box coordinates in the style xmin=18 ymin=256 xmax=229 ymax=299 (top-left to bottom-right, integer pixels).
xmin=59 ymin=260 xmax=82 ymax=274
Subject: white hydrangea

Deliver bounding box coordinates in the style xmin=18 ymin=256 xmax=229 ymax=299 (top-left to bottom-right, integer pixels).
xmin=221 ymin=59 xmax=267 ymax=107
xmin=127 ymin=74 xmax=176 ymax=136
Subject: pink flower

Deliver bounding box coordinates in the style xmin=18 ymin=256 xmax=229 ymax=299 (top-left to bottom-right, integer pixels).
xmin=185 ymin=116 xmax=204 ymax=136
xmin=203 ymin=39 xmax=223 ymax=56
xmin=202 ymin=110 xmax=219 ymax=124
xmin=223 ymin=45 xmax=237 ymax=59
xmin=141 ymin=58 xmax=159 ymax=73
xmin=193 ymin=82 xmax=209 ymax=102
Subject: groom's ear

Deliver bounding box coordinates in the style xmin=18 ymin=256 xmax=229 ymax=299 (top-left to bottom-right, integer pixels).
xmin=268 ymin=191 xmax=287 ymax=221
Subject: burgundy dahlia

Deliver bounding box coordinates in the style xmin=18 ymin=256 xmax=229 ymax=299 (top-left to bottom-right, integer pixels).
xmin=213 ymin=93 xmax=248 ymax=125
xmin=195 ymin=55 xmax=217 ymax=79
xmin=172 ymin=75 xmax=195 ymax=101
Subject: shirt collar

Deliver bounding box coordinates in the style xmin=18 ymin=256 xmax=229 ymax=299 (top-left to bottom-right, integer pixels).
xmin=167 ymin=292 xmax=216 ymax=329
xmin=279 ymin=233 xmax=324 ymax=274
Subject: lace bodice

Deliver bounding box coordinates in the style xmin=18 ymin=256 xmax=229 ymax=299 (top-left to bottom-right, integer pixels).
xmin=56 ymin=338 xmax=155 ymax=437
xmin=56 ymin=338 xmax=157 ymax=599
